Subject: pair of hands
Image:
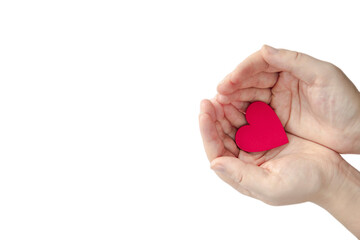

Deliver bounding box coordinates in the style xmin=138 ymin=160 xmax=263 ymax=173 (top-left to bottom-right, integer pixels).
xmin=199 ymin=45 xmax=360 ymax=236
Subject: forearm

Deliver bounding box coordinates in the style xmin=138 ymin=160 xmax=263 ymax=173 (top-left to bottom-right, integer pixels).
xmin=315 ymin=158 xmax=360 ymax=237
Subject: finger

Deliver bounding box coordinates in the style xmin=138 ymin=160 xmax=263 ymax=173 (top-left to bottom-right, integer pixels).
xmin=200 ymin=99 xmax=216 ymax=121
xmin=231 ymin=101 xmax=250 ymax=113
xmin=217 ymin=88 xmax=272 ymax=105
xmin=223 ymin=104 xmax=247 ymax=128
xmin=224 ymin=136 xmax=240 ymax=156
xmin=211 ymin=165 xmax=253 ymax=198
xmin=262 ymin=45 xmax=324 ymax=84
xmin=218 ymin=72 xmax=278 ymax=95
xmin=211 ymin=156 xmax=274 ymax=201
xmin=238 ymin=150 xmax=267 ymax=166
xmin=215 ymin=122 xmax=239 ymax=156
xmin=270 ymin=72 xmax=294 ymax=127
xmin=199 ymin=100 xmax=225 ymax=161
xmin=211 ymin=99 xmax=237 ymax=139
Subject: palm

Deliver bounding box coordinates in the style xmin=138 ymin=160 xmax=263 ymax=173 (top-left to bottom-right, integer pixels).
xmin=269 ymin=70 xmax=360 ymax=153
xmin=199 ymin=99 xmax=339 ymax=205
xmin=217 ymin=47 xmax=360 ymax=153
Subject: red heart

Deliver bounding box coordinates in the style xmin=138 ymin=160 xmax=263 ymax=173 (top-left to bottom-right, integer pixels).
xmin=235 ymin=101 xmax=288 ymax=152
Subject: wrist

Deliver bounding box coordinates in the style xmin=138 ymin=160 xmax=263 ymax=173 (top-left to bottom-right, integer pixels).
xmin=314 ymin=157 xmax=360 ymax=237
xmin=352 ymin=112 xmax=360 ymax=154
xmin=355 ymin=128 xmax=360 ymax=154
xmin=344 ymin=111 xmax=360 ymax=154
xmin=352 ymin=99 xmax=360 ymax=154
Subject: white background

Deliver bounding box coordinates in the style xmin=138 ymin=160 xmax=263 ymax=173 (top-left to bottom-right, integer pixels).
xmin=1 ymin=0 xmax=360 ymax=239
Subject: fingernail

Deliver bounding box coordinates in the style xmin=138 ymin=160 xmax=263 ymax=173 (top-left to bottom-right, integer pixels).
xmin=211 ymin=161 xmax=225 ymax=173
xmin=217 ymin=95 xmax=229 ymax=103
xmin=200 ymin=99 xmax=207 ymax=114
xmin=264 ymin=44 xmax=278 ymax=54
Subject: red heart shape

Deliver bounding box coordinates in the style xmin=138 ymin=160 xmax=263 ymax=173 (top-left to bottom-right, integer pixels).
xmin=235 ymin=101 xmax=288 ymax=152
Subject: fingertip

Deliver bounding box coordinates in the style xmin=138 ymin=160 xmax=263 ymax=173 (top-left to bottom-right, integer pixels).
xmin=199 ymin=112 xmax=214 ymax=135
xmin=210 ymin=159 xmax=225 ymax=173
xmin=216 ymin=83 xmax=224 ymax=94
xmin=262 ymin=44 xmax=278 ymax=55
xmin=217 ymin=73 xmax=235 ymax=94
xmin=199 ymin=113 xmax=218 ymax=142
xmin=200 ymin=99 xmax=216 ymax=121
xmin=216 ymin=94 xmax=230 ymax=104
xmin=200 ymin=99 xmax=209 ymax=112
xmin=261 ymin=44 xmax=268 ymax=52
xmin=216 ymin=81 xmax=229 ymax=95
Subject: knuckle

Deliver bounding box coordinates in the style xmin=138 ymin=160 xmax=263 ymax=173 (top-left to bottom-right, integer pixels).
xmin=293 ymin=51 xmax=302 ymax=62
xmin=319 ymin=61 xmax=343 ymax=79
xmin=234 ymin=172 xmax=243 ymax=185
xmin=265 ymin=89 xmax=272 ymax=104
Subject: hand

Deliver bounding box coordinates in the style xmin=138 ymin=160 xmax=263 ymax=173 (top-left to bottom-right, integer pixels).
xmin=199 ymin=98 xmax=342 ymax=205
xmin=199 ymin=99 xmax=360 ymax=237
xmin=216 ymin=45 xmax=360 ymax=154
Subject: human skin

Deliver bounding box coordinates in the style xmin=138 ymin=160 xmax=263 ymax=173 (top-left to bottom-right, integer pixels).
xmin=199 ymin=98 xmax=360 ymax=237
xmin=216 ymin=45 xmax=360 ymax=154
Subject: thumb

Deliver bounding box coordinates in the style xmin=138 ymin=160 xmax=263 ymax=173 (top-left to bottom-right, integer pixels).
xmin=261 ymin=45 xmax=325 ymax=84
xmin=211 ymin=156 xmax=273 ymax=199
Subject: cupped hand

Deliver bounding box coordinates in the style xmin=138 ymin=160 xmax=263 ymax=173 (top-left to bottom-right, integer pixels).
xmin=216 ymin=46 xmax=360 ymax=154
xmin=199 ymin=98 xmax=344 ymax=205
